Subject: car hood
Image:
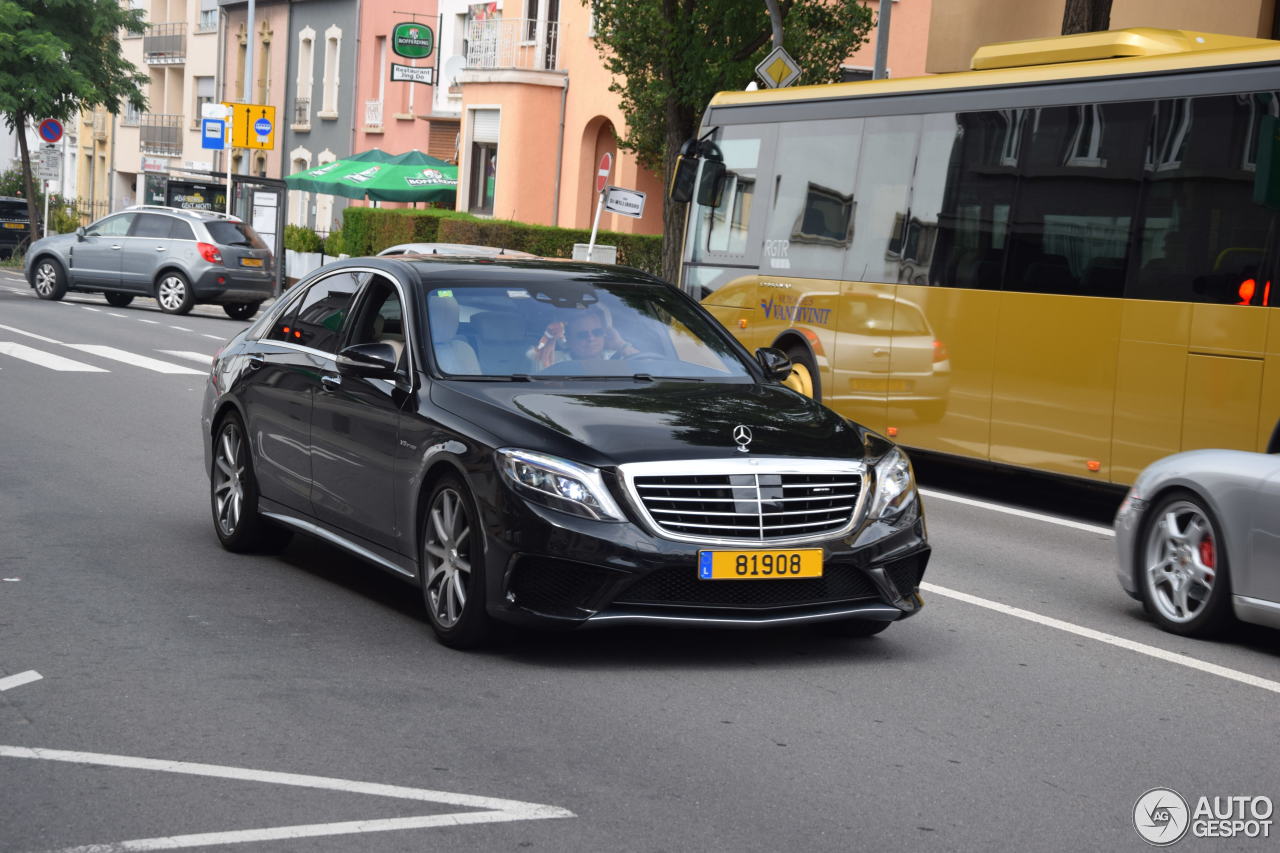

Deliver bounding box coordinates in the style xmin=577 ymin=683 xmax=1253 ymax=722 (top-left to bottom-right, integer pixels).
xmin=432 ymin=380 xmax=867 ymax=466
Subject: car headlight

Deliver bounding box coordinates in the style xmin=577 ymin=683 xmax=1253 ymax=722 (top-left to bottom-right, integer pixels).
xmin=868 ymin=447 xmax=917 ymax=524
xmin=497 ymin=449 xmax=626 ymax=522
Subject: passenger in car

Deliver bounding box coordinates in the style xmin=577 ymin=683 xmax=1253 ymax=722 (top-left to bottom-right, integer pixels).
xmin=428 ymin=292 xmax=481 ymax=374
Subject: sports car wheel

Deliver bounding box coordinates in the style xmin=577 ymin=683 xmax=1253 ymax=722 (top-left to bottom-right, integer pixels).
xmin=1139 ymin=491 xmax=1232 ymax=637
xmin=211 ymin=415 xmax=291 ymax=553
xmin=421 ymin=475 xmax=490 ymax=648
xmin=32 ymin=258 xmax=67 ymax=301
xmin=156 ymin=272 xmax=194 ymax=314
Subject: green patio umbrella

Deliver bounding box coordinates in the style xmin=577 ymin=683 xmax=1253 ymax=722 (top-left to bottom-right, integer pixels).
xmin=285 ymin=149 xmax=458 ymax=203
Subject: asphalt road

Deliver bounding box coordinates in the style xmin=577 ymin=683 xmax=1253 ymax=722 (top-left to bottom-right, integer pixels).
xmin=1 ymin=268 xmax=1277 ymax=852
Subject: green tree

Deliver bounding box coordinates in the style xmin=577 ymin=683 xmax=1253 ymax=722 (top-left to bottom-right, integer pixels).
xmin=0 ymin=0 xmax=147 ymax=238
xmin=589 ymin=0 xmax=873 ymax=281
xmin=1061 ymin=0 xmax=1112 ymax=34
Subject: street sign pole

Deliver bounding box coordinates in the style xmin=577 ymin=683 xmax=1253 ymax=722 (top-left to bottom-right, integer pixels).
xmin=587 ymin=152 xmax=613 ymax=258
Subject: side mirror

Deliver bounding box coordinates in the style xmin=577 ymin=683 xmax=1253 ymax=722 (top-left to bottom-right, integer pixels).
xmin=75 ymin=226 xmax=86 ymax=240
xmin=336 ymin=341 xmax=400 ymax=379
xmin=668 ymin=154 xmax=699 ymax=203
xmin=696 ymin=160 xmax=726 ymax=208
xmin=755 ymin=347 xmax=792 ymax=382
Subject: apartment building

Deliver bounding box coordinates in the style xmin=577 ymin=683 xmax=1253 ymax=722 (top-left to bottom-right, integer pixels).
xmin=113 ymin=0 xmax=224 ymax=212
xmin=283 ymin=0 xmax=359 ymax=233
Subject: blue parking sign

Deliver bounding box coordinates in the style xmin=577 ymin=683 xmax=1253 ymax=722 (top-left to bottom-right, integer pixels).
xmin=201 ymin=118 xmax=226 ymax=150
xmin=254 ymin=117 xmax=272 ymax=137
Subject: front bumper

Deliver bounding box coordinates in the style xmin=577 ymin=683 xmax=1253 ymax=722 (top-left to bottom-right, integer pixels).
xmin=480 ymin=486 xmax=930 ymax=630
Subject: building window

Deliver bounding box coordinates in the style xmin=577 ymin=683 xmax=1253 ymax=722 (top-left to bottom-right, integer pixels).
xmin=197 ymin=8 xmax=217 ymax=32
xmin=322 ymin=26 xmax=342 ymax=116
xmin=296 ymin=27 xmax=314 ymax=125
xmin=469 ymin=143 xmax=497 ymax=215
xmin=194 ymin=76 xmax=215 ymax=124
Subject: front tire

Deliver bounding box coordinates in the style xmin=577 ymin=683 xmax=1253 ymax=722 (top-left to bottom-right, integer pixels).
xmin=31 ymin=257 xmax=67 ymax=301
xmin=1138 ymin=490 xmax=1232 ymax=637
xmin=224 ymin=302 xmax=261 ymax=321
xmin=211 ymin=414 xmax=292 ymax=553
xmin=420 ymin=474 xmax=491 ymax=649
xmin=104 ymin=292 xmax=134 ymax=308
xmin=156 ymin=271 xmax=194 ymax=314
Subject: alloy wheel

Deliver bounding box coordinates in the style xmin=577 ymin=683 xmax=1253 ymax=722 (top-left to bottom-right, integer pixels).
xmin=158 ymin=276 xmax=188 ymax=311
xmin=423 ymin=488 xmax=472 ymax=629
xmin=33 ymin=263 xmax=57 ymax=297
xmin=1143 ymin=499 xmax=1218 ymax=625
xmin=212 ymin=423 xmax=246 ymax=537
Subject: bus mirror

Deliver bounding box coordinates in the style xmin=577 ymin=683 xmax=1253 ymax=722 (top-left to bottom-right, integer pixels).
xmin=668 ymin=154 xmax=699 ymax=203
xmin=696 ymin=160 xmax=726 ymax=208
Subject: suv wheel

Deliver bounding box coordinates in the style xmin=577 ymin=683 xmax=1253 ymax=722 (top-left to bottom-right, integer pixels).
xmin=224 ymin=302 xmax=261 ymax=321
xmin=156 ymin=271 xmax=194 ymax=314
xmin=104 ymin=292 xmax=134 ymax=308
xmin=32 ymin=257 xmax=68 ymax=301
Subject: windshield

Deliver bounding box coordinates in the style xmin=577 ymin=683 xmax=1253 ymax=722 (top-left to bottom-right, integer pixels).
xmin=206 ymin=221 xmax=268 ymax=249
xmin=426 ymin=280 xmax=754 ymax=380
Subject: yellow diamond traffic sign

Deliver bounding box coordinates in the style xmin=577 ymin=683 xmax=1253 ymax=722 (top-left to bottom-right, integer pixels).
xmin=755 ymin=46 xmax=801 ymax=89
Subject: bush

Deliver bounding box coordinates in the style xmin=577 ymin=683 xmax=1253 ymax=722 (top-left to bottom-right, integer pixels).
xmin=337 ymin=208 xmax=664 ymax=276
xmin=322 ymin=223 xmax=344 ymax=256
xmin=283 ymin=224 xmax=324 ymax=253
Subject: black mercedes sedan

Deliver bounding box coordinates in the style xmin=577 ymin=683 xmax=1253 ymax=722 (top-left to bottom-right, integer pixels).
xmin=201 ymin=257 xmax=930 ymax=648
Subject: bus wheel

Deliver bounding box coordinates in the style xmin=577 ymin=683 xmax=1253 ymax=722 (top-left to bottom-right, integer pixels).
xmin=783 ymin=346 xmax=820 ymax=402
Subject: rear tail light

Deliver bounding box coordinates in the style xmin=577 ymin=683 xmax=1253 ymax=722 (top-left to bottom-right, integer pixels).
xmin=197 ymin=242 xmax=223 ymax=264
xmin=932 ymin=340 xmax=949 ymax=363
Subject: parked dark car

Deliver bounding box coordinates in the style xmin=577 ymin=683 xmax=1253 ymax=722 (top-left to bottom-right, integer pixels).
xmin=201 ymin=257 xmax=930 ymax=648
xmin=24 ymin=205 xmax=274 ymax=318
xmin=0 ymin=196 xmax=32 ymax=259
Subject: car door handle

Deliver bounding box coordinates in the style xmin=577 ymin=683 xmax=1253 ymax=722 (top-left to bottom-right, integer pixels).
xmin=246 ymin=354 xmax=265 ymax=370
xmin=872 ymin=348 xmax=890 ymax=357
xmin=320 ymin=374 xmax=342 ymax=391
xmin=110 ymin=244 xmax=122 ymax=250
xmin=155 ymin=246 xmax=166 ymax=252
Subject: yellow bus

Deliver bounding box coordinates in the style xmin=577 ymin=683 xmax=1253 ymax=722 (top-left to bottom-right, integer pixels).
xmin=674 ymin=28 xmax=1280 ymax=486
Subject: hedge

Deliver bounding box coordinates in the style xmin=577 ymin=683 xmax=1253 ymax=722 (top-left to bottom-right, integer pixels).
xmin=337 ymin=207 xmax=663 ymax=277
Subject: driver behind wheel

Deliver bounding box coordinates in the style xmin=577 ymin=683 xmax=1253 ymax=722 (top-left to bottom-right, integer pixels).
xmin=530 ymin=306 xmax=638 ymax=369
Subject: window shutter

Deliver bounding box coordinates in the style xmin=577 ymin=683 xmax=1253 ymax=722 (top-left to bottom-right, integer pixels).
xmin=472 ymin=109 xmax=499 ymax=144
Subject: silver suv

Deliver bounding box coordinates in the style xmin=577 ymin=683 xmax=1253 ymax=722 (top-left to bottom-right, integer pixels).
xmin=24 ymin=206 xmax=274 ymax=319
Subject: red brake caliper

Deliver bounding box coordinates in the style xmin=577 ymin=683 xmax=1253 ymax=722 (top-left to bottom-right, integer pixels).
xmin=1199 ymin=536 xmax=1216 ymax=579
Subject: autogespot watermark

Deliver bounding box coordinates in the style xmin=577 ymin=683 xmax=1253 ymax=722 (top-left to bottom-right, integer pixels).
xmin=1134 ymin=787 xmax=1273 ymax=845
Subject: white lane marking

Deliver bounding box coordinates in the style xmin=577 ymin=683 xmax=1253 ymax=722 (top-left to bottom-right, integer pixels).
xmin=169 ymin=325 xmax=193 ymax=332
xmin=921 ymin=583 xmax=1280 ymax=695
xmin=157 ymin=350 xmax=213 ymax=365
xmin=0 ymin=343 xmax=108 ymax=372
xmin=138 ymin=318 xmax=160 ymax=325
xmin=0 ymin=323 xmax=62 ymax=345
xmin=107 ymin=312 xmax=127 ymax=318
xmin=80 ymin=306 xmax=101 ymax=313
xmin=64 ymin=345 xmax=205 ymax=375
xmin=920 ymin=488 xmax=1115 ymax=537
xmin=0 ymin=671 xmax=42 ymax=691
xmin=2 ymin=745 xmax=574 ymax=851
xmin=201 ymin=334 xmax=223 ymax=340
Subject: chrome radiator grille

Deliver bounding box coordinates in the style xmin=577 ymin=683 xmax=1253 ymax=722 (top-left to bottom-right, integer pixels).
xmin=622 ymin=459 xmax=865 ymax=543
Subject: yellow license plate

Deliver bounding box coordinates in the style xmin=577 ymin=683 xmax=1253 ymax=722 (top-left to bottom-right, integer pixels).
xmin=697 ymin=549 xmax=822 ymax=580
xmin=3 ymin=222 xmax=25 ymax=230
xmin=240 ymin=257 xmax=264 ymax=267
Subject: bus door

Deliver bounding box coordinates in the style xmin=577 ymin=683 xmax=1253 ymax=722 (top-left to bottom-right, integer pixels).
xmin=682 ymin=124 xmax=777 ymax=352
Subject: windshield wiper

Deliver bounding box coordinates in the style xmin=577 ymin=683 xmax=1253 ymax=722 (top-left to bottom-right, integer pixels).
xmin=633 ymin=374 xmax=704 ymax=382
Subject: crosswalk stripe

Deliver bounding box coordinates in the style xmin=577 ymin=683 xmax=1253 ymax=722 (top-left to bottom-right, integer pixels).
xmin=157 ymin=350 xmax=213 ymax=365
xmin=0 ymin=324 xmax=62 ymax=345
xmin=65 ymin=345 xmax=205 ymax=375
xmin=0 ymin=342 xmax=108 ymax=372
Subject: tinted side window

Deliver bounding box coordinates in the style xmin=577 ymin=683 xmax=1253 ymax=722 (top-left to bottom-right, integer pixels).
xmin=87 ymin=214 xmax=136 ymax=237
xmin=0 ymin=200 xmax=29 ymax=221
xmin=131 ymin=214 xmax=175 ymax=238
xmin=287 ymin=273 xmax=360 ymax=353
xmin=843 ymin=115 xmax=922 ymax=284
xmin=1132 ymin=92 xmax=1280 ymax=305
xmin=169 ymin=219 xmax=195 ymax=240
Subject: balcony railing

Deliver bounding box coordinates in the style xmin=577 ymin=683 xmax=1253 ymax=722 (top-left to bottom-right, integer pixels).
xmin=293 ymin=97 xmax=311 ymax=127
xmin=365 ymin=99 xmax=383 ymax=128
xmin=140 ymin=114 xmax=182 ymax=155
xmin=144 ymin=22 xmax=187 ymax=64
xmin=465 ymin=18 xmax=560 ymax=71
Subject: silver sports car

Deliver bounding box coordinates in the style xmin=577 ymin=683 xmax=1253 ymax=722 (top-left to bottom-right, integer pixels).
xmin=1115 ymin=449 xmax=1280 ymax=637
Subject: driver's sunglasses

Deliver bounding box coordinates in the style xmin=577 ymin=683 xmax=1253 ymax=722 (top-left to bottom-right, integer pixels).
xmin=571 ymin=327 xmax=606 ymax=341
